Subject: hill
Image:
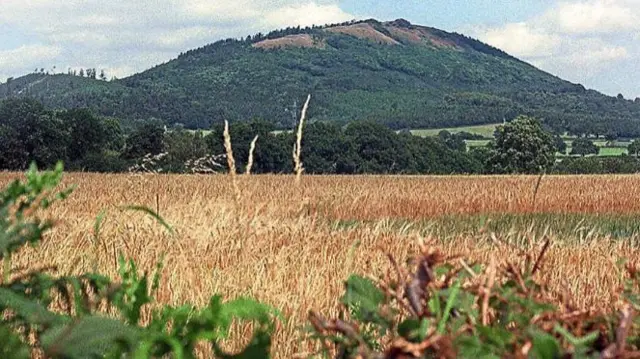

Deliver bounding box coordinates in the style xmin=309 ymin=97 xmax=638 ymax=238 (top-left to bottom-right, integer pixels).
xmin=2 ymin=18 xmax=640 ymax=136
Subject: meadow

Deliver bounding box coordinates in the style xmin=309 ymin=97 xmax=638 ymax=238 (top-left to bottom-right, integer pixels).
xmin=2 ymin=172 xmax=640 ymax=357
xmin=411 ymin=123 xmax=631 ymax=156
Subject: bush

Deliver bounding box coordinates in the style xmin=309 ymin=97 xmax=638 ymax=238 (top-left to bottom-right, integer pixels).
xmin=307 ymin=244 xmax=640 ymax=358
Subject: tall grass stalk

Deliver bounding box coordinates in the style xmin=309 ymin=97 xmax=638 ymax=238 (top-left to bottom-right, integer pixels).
xmin=293 ymin=94 xmax=311 ymax=185
xmin=223 ymin=120 xmax=240 ymax=201
xmin=246 ymin=135 xmax=259 ymax=175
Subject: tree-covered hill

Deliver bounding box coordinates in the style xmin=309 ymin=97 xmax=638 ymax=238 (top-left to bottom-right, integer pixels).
xmin=2 ymin=18 xmax=640 ymax=136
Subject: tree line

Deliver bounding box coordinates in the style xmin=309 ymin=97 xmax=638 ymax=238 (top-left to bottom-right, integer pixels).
xmin=2 ymin=98 xmax=640 ymax=175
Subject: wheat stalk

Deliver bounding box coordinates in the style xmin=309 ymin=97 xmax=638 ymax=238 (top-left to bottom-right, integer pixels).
xmin=245 ymin=135 xmax=259 ymax=175
xmin=293 ymin=94 xmax=311 ymax=184
xmin=223 ymin=120 xmax=240 ymax=201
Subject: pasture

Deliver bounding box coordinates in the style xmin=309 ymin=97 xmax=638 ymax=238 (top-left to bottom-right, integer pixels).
xmin=3 ymin=172 xmax=640 ymax=357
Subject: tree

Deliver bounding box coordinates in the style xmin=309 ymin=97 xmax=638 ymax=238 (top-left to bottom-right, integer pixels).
xmin=570 ymin=137 xmax=599 ymax=157
xmin=5 ymin=77 xmax=13 ymax=97
xmin=343 ymin=121 xmax=414 ymax=174
xmin=99 ymin=69 xmax=107 ymax=81
xmin=301 ymin=122 xmax=347 ymax=174
xmin=163 ymin=128 xmax=209 ymax=172
xmin=628 ymin=140 xmax=640 ymax=157
xmin=553 ymin=135 xmax=567 ymax=154
xmin=123 ymin=119 xmax=165 ymax=159
xmin=56 ymin=108 xmax=108 ymax=162
xmin=487 ymin=115 xmax=555 ymax=174
xmin=0 ymin=125 xmax=27 ymax=169
xmin=438 ymin=130 xmax=466 ymax=152
xmin=0 ymin=98 xmax=70 ymax=168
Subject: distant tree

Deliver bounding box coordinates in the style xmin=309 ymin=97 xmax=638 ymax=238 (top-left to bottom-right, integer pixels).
xmin=162 ymin=128 xmax=209 ymax=172
xmin=604 ymin=130 xmax=618 ymax=144
xmin=438 ymin=130 xmax=466 ymax=152
xmin=342 ymin=121 xmax=414 ymax=174
xmin=123 ymin=119 xmax=165 ymax=159
xmin=5 ymin=77 xmax=13 ymax=97
xmin=56 ymin=108 xmax=108 ymax=162
xmin=0 ymin=125 xmax=27 ymax=169
xmin=570 ymin=137 xmax=599 ymax=157
xmin=79 ymin=68 xmax=85 ymax=77
xmin=102 ymin=117 xmax=126 ymax=152
xmin=628 ymin=140 xmax=640 ymax=157
xmin=0 ymin=98 xmax=69 ymax=168
xmin=553 ymin=135 xmax=567 ymax=154
xmin=617 ymin=93 xmax=625 ymax=100
xmin=301 ymin=122 xmax=347 ymax=174
xmin=487 ymin=115 xmax=555 ymax=174
xmin=99 ymin=69 xmax=107 ymax=81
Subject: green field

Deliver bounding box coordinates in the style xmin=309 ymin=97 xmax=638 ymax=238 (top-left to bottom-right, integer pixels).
xmin=413 ymin=124 xmax=631 ymax=156
xmin=410 ymin=123 xmax=499 ymax=138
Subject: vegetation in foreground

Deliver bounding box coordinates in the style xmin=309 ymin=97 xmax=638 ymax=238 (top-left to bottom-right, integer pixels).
xmin=2 ymin=168 xmax=640 ymax=357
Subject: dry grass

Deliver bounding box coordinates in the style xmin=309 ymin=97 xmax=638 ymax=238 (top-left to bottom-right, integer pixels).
xmin=1 ymin=172 xmax=639 ymax=357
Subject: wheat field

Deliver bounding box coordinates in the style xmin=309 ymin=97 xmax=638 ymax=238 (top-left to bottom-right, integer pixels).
xmin=2 ymin=172 xmax=640 ymax=357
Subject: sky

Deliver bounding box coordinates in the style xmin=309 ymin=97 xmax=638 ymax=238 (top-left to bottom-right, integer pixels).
xmin=0 ymin=0 xmax=638 ymax=98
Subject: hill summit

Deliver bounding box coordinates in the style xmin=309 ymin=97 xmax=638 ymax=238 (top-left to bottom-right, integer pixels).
xmin=1 ymin=18 xmax=639 ymax=136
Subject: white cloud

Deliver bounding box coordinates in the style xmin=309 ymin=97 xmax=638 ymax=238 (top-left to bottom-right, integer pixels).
xmin=546 ymin=0 xmax=640 ymax=34
xmin=0 ymin=0 xmax=355 ymax=79
xmin=479 ymin=22 xmax=561 ymax=58
xmin=0 ymin=45 xmax=62 ymax=80
xmin=263 ymin=3 xmax=353 ymax=28
xmin=472 ymin=0 xmax=640 ymax=97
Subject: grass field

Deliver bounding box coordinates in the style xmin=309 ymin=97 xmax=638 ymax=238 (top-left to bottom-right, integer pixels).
xmin=410 ymin=123 xmax=499 ymax=138
xmin=414 ymin=125 xmax=631 ymax=156
xmin=3 ymin=173 xmax=640 ymax=357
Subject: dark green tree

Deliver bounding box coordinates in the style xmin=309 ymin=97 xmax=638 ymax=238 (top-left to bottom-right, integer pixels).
xmin=0 ymin=125 xmax=27 ymax=169
xmin=56 ymin=108 xmax=107 ymax=162
xmin=163 ymin=128 xmax=209 ymax=172
xmin=102 ymin=117 xmax=126 ymax=152
xmin=0 ymin=98 xmax=69 ymax=169
xmin=343 ymin=121 xmax=414 ymax=174
xmin=553 ymin=135 xmax=567 ymax=155
xmin=628 ymin=140 xmax=640 ymax=157
xmin=123 ymin=119 xmax=165 ymax=159
xmin=487 ymin=115 xmax=555 ymax=174
xmin=570 ymin=137 xmax=599 ymax=157
xmin=438 ymin=130 xmax=466 ymax=152
xmin=301 ymin=122 xmax=348 ymax=174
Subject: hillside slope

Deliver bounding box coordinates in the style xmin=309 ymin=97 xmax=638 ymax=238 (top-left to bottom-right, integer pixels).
xmin=2 ymin=19 xmax=639 ymax=136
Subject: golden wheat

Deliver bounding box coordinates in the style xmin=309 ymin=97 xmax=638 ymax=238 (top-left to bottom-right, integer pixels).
xmin=1 ymin=172 xmax=639 ymax=357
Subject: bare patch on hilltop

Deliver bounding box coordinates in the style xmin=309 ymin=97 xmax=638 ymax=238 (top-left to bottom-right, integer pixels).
xmin=383 ymin=20 xmax=461 ymax=49
xmin=253 ymin=34 xmax=323 ymax=50
xmin=327 ymin=23 xmax=400 ymax=45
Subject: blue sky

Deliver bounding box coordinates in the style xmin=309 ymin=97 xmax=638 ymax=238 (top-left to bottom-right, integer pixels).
xmin=0 ymin=0 xmax=638 ymax=98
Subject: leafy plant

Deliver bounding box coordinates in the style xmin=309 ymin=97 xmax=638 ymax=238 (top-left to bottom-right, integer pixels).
xmin=308 ymin=243 xmax=640 ymax=358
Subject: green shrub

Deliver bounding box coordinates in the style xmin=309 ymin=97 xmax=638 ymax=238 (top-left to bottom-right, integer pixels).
xmin=307 ymin=245 xmax=640 ymax=358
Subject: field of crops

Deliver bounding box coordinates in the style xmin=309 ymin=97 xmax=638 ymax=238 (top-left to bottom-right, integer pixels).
xmin=3 ymin=172 xmax=640 ymax=357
